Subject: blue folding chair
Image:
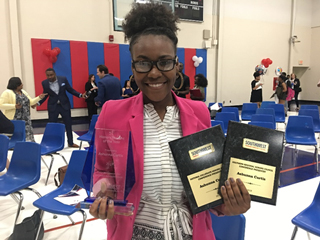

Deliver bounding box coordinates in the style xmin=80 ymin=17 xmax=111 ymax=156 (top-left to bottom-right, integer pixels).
xmin=221 ymin=107 xmax=240 ymax=122
xmin=0 ymin=142 xmax=42 ymax=232
xmin=269 ymin=104 xmax=286 ymax=128
xmin=241 ymin=103 xmax=258 ymax=121
xmin=215 ymin=112 xmax=237 ymax=134
xmin=77 ymin=114 xmax=98 ymax=150
xmin=248 ymin=121 xmax=274 ymax=129
xmin=33 ymin=150 xmax=88 ymax=240
xmin=260 ymin=101 xmax=275 ymax=109
xmin=291 ymin=180 xmax=320 ymax=239
xmin=211 ymin=213 xmax=246 ymax=240
xmin=8 ymin=120 xmax=25 ymax=149
xmin=300 ymin=105 xmax=319 ymax=111
xmin=40 ymin=123 xmax=68 ymax=185
xmin=251 ymin=114 xmax=276 ymax=129
xmin=0 ymin=135 xmax=9 ymax=172
xmin=299 ymin=109 xmax=320 ymax=133
xmin=285 ymin=116 xmax=318 ymax=172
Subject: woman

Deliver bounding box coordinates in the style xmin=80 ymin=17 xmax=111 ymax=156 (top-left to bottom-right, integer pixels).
xmin=289 ymin=73 xmax=301 ymax=111
xmin=190 ymin=73 xmax=208 ymax=101
xmin=89 ymin=3 xmax=250 ymax=240
xmin=276 ymin=75 xmax=287 ymax=105
xmin=122 ymin=80 xmax=133 ymax=99
xmin=0 ymin=77 xmax=47 ymax=142
xmin=85 ymin=74 xmax=98 ymax=121
xmin=250 ymin=71 xmax=263 ymax=107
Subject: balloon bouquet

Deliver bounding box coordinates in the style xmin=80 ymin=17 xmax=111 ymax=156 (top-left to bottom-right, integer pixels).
xmin=43 ymin=47 xmax=61 ymax=63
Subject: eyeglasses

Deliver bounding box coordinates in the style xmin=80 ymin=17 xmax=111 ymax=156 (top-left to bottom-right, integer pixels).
xmin=132 ymin=57 xmax=177 ymax=73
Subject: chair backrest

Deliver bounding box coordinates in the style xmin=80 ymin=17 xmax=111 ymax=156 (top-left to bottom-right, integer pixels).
xmin=269 ymin=104 xmax=285 ymax=122
xmin=260 ymin=101 xmax=275 ymax=109
xmin=251 ymin=114 xmax=276 ymax=129
xmin=285 ymin=116 xmax=315 ymax=139
xmin=298 ymin=109 xmax=320 ymax=131
xmin=248 ymin=121 xmax=274 ymax=129
xmin=211 ymin=213 xmax=246 ymax=240
xmin=40 ymin=123 xmax=65 ymax=151
xmin=0 ymin=134 xmax=9 ymax=171
xmin=221 ymin=107 xmax=240 ymax=122
xmin=8 ymin=120 xmax=26 ymax=149
xmin=88 ymin=114 xmax=99 ymax=135
xmin=241 ymin=103 xmax=258 ymax=121
xmin=215 ymin=112 xmax=237 ymax=133
xmin=60 ymin=150 xmax=88 ymax=191
xmin=6 ymin=141 xmax=41 ymax=185
xmin=211 ymin=120 xmax=225 ymax=133
xmin=300 ymin=105 xmax=319 ymax=111
xmin=256 ymin=108 xmax=275 ymax=119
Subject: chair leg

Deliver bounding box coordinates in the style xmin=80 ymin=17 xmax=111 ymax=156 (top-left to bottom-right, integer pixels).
xmin=10 ymin=194 xmax=25 ymax=210
xmin=41 ymin=156 xmax=49 ymax=169
xmin=68 ymin=215 xmax=75 ymax=225
xmin=45 ymin=154 xmax=54 ymax=185
xmin=78 ymin=210 xmax=87 ymax=240
xmin=291 ymin=226 xmax=298 ymax=240
xmin=35 ymin=210 xmax=44 ymax=240
xmin=56 ymin=152 xmax=68 ymax=165
xmin=315 ymin=145 xmax=319 ymax=173
xmin=79 ymin=141 xmax=82 ymax=150
xmin=12 ymin=191 xmax=23 ymax=232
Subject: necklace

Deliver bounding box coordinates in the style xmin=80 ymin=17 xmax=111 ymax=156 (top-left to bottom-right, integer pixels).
xmin=172 ymin=72 xmax=184 ymax=91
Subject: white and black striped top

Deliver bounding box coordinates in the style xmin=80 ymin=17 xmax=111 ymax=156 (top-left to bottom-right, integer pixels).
xmin=132 ymin=104 xmax=193 ymax=240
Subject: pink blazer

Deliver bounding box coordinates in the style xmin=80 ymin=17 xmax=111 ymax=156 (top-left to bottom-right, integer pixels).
xmin=94 ymin=92 xmax=216 ymax=240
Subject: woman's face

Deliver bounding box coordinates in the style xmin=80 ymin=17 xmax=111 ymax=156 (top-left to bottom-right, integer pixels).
xmin=91 ymin=75 xmax=95 ymax=81
xmin=194 ymin=77 xmax=199 ymax=85
xmin=126 ymin=81 xmax=130 ymax=87
xmin=17 ymin=81 xmax=23 ymax=91
xmin=131 ymin=34 xmax=177 ymax=105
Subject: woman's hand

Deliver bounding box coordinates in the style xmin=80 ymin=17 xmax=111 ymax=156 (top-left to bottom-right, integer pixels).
xmin=15 ymin=103 xmax=22 ymax=109
xmin=89 ymin=182 xmax=115 ymax=220
xmin=39 ymin=93 xmax=48 ymax=99
xmin=215 ymin=178 xmax=251 ymax=216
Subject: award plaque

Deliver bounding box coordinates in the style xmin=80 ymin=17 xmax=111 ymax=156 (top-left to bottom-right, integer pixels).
xmin=219 ymin=121 xmax=284 ymax=205
xmin=79 ymin=128 xmax=135 ymax=215
xmin=169 ymin=125 xmax=225 ymax=214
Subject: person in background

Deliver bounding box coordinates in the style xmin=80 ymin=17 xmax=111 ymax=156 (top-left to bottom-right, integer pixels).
xmin=85 ymin=74 xmax=98 ymax=121
xmin=190 ymin=73 xmax=208 ymax=101
xmin=173 ymin=62 xmax=190 ymax=98
xmin=94 ymin=65 xmax=122 ymax=107
xmin=129 ymin=75 xmax=140 ymax=95
xmin=250 ymin=71 xmax=263 ymax=108
xmin=89 ymin=3 xmax=250 ymax=240
xmin=0 ymin=77 xmax=47 ymax=142
xmin=122 ymin=80 xmax=133 ymax=99
xmin=277 ymin=75 xmax=287 ymax=105
xmin=289 ymin=73 xmax=300 ymax=111
xmin=38 ymin=68 xmax=86 ymax=148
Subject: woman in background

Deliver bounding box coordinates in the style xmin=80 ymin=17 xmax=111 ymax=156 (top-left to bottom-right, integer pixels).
xmin=85 ymin=74 xmax=98 ymax=121
xmin=122 ymin=80 xmax=133 ymax=99
xmin=0 ymin=77 xmax=47 ymax=142
xmin=250 ymin=71 xmax=263 ymax=108
xmin=190 ymin=73 xmax=208 ymax=101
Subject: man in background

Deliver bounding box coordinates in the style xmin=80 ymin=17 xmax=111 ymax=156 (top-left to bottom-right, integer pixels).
xmin=173 ymin=62 xmax=190 ymax=98
xmin=38 ymin=68 xmax=86 ymax=148
xmin=94 ymin=65 xmax=122 ymax=107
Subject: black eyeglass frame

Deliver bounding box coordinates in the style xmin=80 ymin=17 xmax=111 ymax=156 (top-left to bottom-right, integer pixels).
xmin=131 ymin=56 xmax=178 ymax=73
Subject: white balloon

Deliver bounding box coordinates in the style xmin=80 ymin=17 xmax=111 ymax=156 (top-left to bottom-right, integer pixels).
xmin=192 ymin=56 xmax=198 ymax=62
xmin=194 ymin=62 xmax=199 ymax=67
xmin=198 ymin=57 xmax=203 ymax=63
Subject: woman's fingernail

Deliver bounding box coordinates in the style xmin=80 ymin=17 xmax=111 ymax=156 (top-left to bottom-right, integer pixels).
xmin=237 ymin=178 xmax=242 ymax=184
xmin=225 ymin=180 xmax=230 ymax=186
xmin=230 ymin=178 xmax=235 ymax=183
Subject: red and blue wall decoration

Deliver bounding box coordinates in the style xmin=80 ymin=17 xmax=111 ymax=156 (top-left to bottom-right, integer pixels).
xmin=31 ymin=38 xmax=207 ymax=111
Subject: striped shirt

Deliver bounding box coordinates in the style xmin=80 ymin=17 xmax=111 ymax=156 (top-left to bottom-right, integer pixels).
xmin=132 ymin=103 xmax=192 ymax=240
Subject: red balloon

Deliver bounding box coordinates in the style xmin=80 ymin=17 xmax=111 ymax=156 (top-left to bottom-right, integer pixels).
xmin=50 ymin=49 xmax=58 ymax=57
xmin=49 ymin=56 xmax=57 ymax=63
xmin=54 ymin=47 xmax=61 ymax=54
xmin=43 ymin=48 xmax=51 ymax=57
xmin=264 ymin=63 xmax=269 ymax=68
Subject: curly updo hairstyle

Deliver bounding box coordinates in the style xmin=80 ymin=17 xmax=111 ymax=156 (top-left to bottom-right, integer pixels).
xmin=195 ymin=74 xmax=208 ymax=88
xmin=122 ymin=2 xmax=180 ymax=54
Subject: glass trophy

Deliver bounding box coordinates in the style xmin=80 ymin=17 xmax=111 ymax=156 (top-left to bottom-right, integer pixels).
xmin=78 ymin=128 xmax=135 ymax=215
